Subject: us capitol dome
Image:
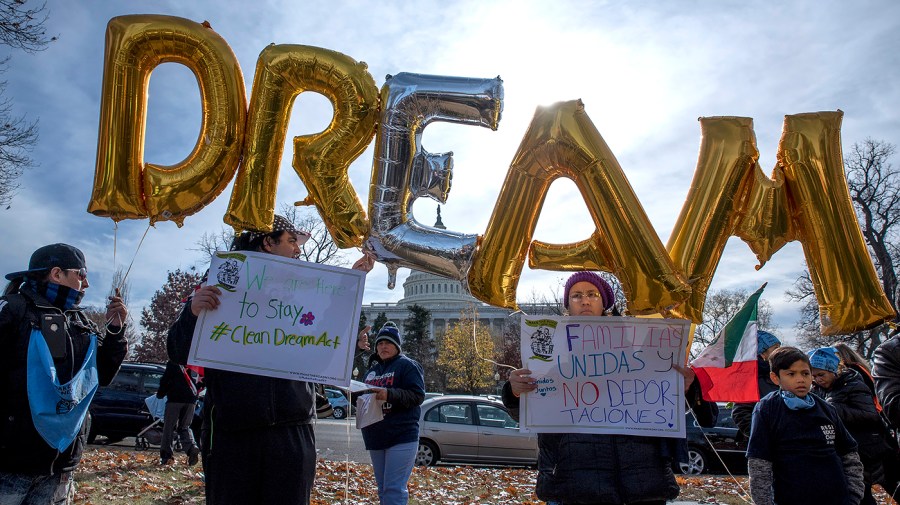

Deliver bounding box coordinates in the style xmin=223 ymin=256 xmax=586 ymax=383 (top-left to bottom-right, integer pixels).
xmin=360 ymin=207 xmax=558 ymax=340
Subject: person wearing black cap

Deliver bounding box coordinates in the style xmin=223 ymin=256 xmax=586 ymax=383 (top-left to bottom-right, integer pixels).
xmin=0 ymin=243 xmax=128 ymax=504
xmin=358 ymin=321 xmax=425 ymax=505
xmin=166 ymin=215 xmax=375 ymax=505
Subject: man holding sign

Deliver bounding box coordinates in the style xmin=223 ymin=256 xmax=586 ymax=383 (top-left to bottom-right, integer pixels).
xmin=503 ymin=272 xmax=716 ymax=505
xmin=167 ymin=215 xmax=374 ymax=505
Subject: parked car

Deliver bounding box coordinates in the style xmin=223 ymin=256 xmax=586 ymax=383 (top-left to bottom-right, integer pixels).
xmin=416 ymin=395 xmax=538 ymax=466
xmin=679 ymin=403 xmax=748 ymax=475
xmin=88 ymin=362 xmax=166 ymax=444
xmin=325 ymin=388 xmax=352 ymax=419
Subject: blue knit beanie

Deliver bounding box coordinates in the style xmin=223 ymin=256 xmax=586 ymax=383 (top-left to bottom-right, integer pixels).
xmin=808 ymin=347 xmax=840 ymax=373
xmin=757 ymin=330 xmax=781 ymax=355
xmin=374 ymin=321 xmax=402 ymax=353
xmin=563 ymin=271 xmax=615 ymax=310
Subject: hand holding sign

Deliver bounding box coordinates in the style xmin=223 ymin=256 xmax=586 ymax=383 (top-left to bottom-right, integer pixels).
xmin=191 ymin=285 xmax=223 ymax=316
xmin=672 ymin=364 xmax=697 ymax=391
xmin=509 ymin=368 xmax=536 ymax=397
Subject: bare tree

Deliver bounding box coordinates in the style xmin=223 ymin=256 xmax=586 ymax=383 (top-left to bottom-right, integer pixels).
xmin=192 ymin=226 xmax=234 ymax=266
xmin=0 ymin=1 xmax=53 ymax=52
xmin=847 ymin=139 xmax=900 ymax=314
xmin=787 ymin=139 xmax=899 ymax=359
xmin=692 ymin=288 xmax=775 ymax=358
xmin=281 ymin=204 xmax=347 ymax=266
xmin=192 ymin=204 xmax=347 ymax=267
xmin=0 ymin=1 xmax=54 ymax=207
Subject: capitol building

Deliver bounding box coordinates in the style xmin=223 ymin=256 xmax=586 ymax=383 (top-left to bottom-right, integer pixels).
xmin=360 ymin=210 xmax=558 ymax=341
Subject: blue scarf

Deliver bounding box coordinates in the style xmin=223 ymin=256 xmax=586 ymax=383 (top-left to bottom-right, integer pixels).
xmin=27 ymin=279 xmax=84 ymax=310
xmin=780 ymin=389 xmax=815 ymax=410
xmin=26 ymin=328 xmax=99 ymax=451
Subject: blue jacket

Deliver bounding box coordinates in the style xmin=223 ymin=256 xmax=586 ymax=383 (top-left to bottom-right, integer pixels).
xmin=361 ymin=353 xmax=425 ymax=450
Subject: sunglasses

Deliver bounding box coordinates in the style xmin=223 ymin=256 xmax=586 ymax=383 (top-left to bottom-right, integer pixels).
xmin=64 ymin=267 xmax=88 ymax=281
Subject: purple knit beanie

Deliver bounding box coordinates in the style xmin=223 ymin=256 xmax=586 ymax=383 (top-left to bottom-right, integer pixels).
xmin=563 ymin=271 xmax=615 ymax=310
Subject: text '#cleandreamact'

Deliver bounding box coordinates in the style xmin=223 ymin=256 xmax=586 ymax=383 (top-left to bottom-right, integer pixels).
xmin=208 ymin=321 xmax=341 ymax=349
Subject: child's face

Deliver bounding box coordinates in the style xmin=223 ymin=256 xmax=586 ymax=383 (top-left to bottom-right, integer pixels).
xmin=812 ymin=368 xmax=837 ymax=390
xmin=770 ymin=359 xmax=813 ymax=397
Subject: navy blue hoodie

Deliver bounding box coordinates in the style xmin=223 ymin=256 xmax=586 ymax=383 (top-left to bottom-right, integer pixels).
xmin=361 ymin=353 xmax=425 ymax=450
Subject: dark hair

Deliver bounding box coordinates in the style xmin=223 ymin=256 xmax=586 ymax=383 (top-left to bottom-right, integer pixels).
xmin=768 ymin=346 xmax=810 ymax=376
xmin=3 ymin=270 xmax=52 ymax=296
xmin=230 ymin=230 xmax=287 ymax=252
xmin=833 ymin=342 xmax=871 ymax=374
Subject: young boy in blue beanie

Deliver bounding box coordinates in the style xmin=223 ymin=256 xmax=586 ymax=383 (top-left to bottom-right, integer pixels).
xmin=748 ymin=346 xmax=864 ymax=505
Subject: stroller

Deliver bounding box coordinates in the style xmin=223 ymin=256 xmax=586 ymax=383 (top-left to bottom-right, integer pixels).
xmin=134 ymin=395 xmax=167 ymax=450
xmin=134 ymin=394 xmax=203 ymax=451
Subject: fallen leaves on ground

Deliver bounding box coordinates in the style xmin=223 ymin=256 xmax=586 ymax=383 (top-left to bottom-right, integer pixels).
xmin=74 ymin=446 xmax=894 ymax=505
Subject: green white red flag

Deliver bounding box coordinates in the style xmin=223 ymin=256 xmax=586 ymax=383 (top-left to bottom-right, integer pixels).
xmin=691 ymin=285 xmax=766 ymax=402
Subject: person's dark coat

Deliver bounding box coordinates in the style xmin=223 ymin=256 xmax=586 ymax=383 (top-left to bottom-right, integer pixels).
xmin=733 ymin=357 xmax=779 ymax=437
xmin=875 ymin=335 xmax=900 ymax=430
xmin=501 ymin=380 xmax=714 ymax=504
xmin=360 ymin=352 xmax=425 ymax=451
xmin=167 ymin=298 xmax=315 ymax=433
xmin=0 ymin=286 xmax=127 ymax=475
xmin=814 ymin=369 xmax=891 ymax=486
xmin=156 ymin=361 xmax=199 ymax=404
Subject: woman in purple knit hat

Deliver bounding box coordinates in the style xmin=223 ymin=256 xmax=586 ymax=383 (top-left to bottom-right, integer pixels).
xmin=501 ymin=271 xmax=715 ymax=505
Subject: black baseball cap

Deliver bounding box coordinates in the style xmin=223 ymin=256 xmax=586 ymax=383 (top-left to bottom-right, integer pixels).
xmin=5 ymin=243 xmax=86 ymax=281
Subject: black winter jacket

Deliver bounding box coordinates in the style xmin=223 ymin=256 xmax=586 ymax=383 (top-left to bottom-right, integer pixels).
xmin=0 ymin=287 xmax=127 ymax=475
xmin=813 ymin=369 xmax=890 ymax=484
xmin=732 ymin=357 xmax=779 ymax=437
xmin=156 ymin=361 xmax=199 ymax=404
xmin=168 ymin=299 xmax=315 ymax=432
xmin=875 ymin=335 xmax=900 ymax=430
xmin=501 ymin=380 xmax=715 ymax=504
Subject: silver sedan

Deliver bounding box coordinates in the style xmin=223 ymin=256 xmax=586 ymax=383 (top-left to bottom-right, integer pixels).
xmin=416 ymin=395 xmax=538 ymax=466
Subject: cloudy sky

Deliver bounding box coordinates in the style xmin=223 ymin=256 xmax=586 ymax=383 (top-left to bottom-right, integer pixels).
xmin=2 ymin=0 xmax=898 ymax=343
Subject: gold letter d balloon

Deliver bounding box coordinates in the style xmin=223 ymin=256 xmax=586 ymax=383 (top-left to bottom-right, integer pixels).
xmin=88 ymin=15 xmax=246 ymax=226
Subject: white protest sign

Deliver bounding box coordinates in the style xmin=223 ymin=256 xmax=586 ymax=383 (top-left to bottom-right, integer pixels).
xmin=188 ymin=251 xmax=365 ymax=387
xmin=520 ymin=315 xmax=690 ymax=437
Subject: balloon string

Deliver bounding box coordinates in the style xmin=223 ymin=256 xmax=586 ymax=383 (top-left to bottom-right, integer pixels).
xmin=341 ymin=385 xmax=352 ymax=504
xmin=112 ymin=221 xmax=118 ymax=275
xmin=685 ymin=401 xmax=752 ymax=503
xmin=118 ymin=223 xmax=151 ymax=291
xmin=469 ymin=302 xmax=517 ymax=371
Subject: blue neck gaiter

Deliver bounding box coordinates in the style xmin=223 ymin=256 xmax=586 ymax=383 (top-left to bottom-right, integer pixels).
xmin=780 ymin=389 xmax=815 ymax=410
xmin=27 ymin=279 xmax=84 ymax=310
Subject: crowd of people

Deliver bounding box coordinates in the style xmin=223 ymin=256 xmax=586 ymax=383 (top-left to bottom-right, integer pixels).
xmin=5 ymin=231 xmax=900 ymax=505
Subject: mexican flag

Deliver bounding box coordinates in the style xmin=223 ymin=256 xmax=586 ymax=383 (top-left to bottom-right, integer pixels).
xmin=691 ymin=285 xmax=765 ymax=402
